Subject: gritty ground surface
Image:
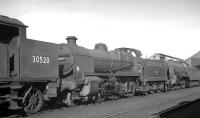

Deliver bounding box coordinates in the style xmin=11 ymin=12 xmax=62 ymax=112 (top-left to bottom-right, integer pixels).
xmin=1 ymin=87 xmax=200 ymax=118
xmin=160 ymin=100 xmax=200 ymax=118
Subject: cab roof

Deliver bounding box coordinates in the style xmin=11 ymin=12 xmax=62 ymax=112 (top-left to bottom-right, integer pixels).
xmin=0 ymin=15 xmax=27 ymax=27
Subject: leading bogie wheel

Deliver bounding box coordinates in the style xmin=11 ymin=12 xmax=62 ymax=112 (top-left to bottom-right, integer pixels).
xmin=23 ymin=88 xmax=43 ymax=114
xmin=67 ymin=92 xmax=74 ymax=106
xmin=63 ymin=91 xmax=78 ymax=107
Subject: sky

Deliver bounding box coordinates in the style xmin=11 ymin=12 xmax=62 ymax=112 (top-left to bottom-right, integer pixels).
xmin=0 ymin=0 xmax=200 ymax=59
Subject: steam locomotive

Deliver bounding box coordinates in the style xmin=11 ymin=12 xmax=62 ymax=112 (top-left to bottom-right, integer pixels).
xmin=0 ymin=15 xmax=199 ymax=114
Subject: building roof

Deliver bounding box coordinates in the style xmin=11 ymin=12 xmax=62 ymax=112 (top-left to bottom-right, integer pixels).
xmin=0 ymin=15 xmax=27 ymax=27
xmin=185 ymin=51 xmax=200 ymax=62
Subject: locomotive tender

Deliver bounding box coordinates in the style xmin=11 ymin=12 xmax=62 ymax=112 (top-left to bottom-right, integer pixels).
xmin=0 ymin=15 xmax=198 ymax=114
xmin=0 ymin=15 xmax=59 ymax=113
xmin=150 ymin=53 xmax=191 ymax=88
xmin=150 ymin=53 xmax=200 ymax=88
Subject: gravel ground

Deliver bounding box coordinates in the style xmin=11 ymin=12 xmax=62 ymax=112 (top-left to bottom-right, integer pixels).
xmin=1 ymin=87 xmax=200 ymax=118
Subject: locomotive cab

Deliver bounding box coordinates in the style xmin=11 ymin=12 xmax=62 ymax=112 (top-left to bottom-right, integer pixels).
xmin=0 ymin=15 xmax=26 ymax=78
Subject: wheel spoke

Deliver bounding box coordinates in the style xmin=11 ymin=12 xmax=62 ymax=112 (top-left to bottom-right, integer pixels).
xmin=33 ymin=104 xmax=37 ymax=109
xmin=34 ymin=91 xmax=39 ymax=97
xmin=31 ymin=104 xmax=34 ymax=110
xmin=27 ymin=102 xmax=31 ymax=109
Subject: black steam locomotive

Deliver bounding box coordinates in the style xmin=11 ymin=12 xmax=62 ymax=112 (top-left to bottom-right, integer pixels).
xmin=0 ymin=15 xmax=199 ymax=114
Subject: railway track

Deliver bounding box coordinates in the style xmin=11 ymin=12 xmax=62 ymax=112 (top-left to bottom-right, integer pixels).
xmin=1 ymin=86 xmax=200 ymax=118
xmin=102 ymin=88 xmax=200 ymax=118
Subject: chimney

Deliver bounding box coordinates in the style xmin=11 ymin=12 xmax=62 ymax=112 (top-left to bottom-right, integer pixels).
xmin=66 ymin=36 xmax=77 ymax=45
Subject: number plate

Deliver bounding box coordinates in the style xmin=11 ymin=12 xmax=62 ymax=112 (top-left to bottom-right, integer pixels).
xmin=32 ymin=56 xmax=50 ymax=63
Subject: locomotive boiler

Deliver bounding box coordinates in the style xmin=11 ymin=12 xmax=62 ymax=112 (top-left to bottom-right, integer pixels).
xmin=59 ymin=36 xmax=140 ymax=105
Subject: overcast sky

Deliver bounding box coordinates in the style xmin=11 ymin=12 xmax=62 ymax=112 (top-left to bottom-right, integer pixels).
xmin=1 ymin=0 xmax=200 ymax=59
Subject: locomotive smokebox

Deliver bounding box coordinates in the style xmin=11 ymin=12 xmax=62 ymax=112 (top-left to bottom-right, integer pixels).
xmin=66 ymin=36 xmax=77 ymax=45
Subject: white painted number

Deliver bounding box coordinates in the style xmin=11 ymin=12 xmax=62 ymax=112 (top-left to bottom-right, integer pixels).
xmin=33 ymin=56 xmax=50 ymax=63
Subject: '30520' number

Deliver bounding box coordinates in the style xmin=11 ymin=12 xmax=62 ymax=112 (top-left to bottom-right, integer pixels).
xmin=33 ymin=56 xmax=50 ymax=63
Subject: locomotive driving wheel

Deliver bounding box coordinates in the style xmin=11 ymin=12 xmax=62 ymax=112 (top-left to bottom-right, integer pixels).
xmin=96 ymin=91 xmax=104 ymax=103
xmin=185 ymin=81 xmax=190 ymax=88
xmin=163 ymin=83 xmax=169 ymax=92
xmin=23 ymin=88 xmax=43 ymax=114
xmin=128 ymin=82 xmax=136 ymax=96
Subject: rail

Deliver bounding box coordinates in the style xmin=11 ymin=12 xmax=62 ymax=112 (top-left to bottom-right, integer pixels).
xmin=102 ymin=92 xmax=199 ymax=118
